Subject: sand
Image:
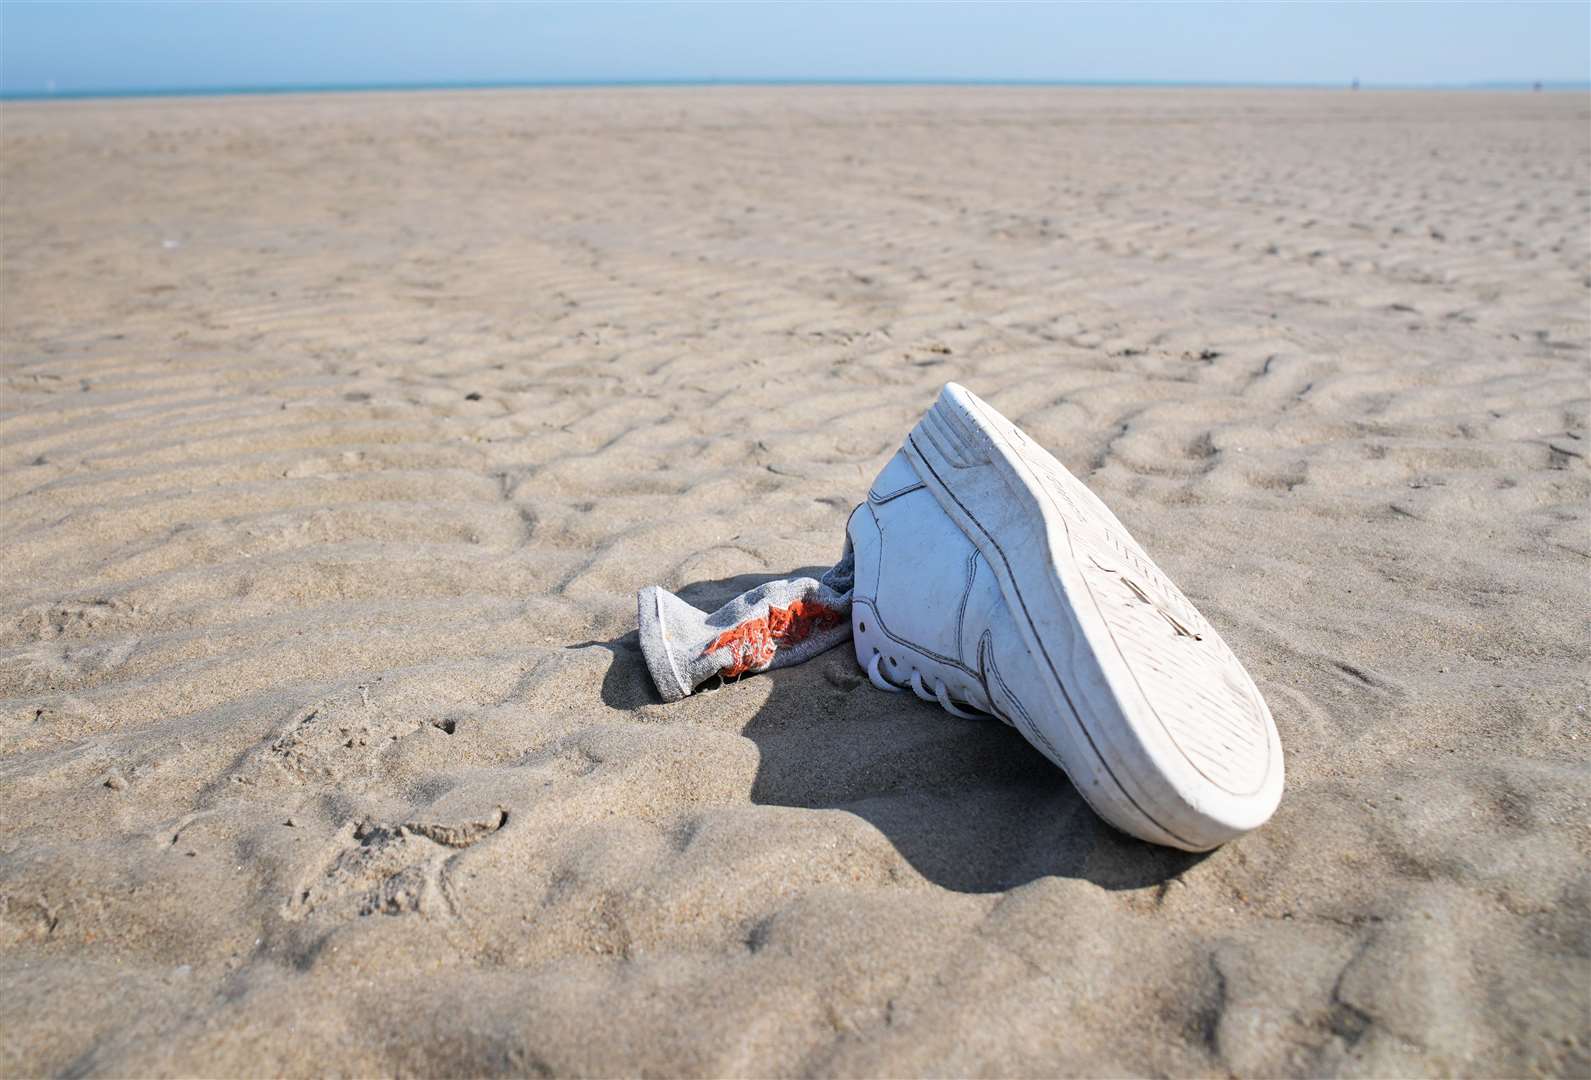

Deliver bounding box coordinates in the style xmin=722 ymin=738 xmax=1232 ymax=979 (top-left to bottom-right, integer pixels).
xmin=0 ymin=86 xmax=1587 ymax=1077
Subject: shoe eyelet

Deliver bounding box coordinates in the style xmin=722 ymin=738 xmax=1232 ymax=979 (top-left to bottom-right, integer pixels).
xmin=889 ymin=656 xmax=898 ymax=668
xmin=858 ymin=621 xmax=866 ymax=633
xmin=872 ymin=646 xmax=879 ymax=655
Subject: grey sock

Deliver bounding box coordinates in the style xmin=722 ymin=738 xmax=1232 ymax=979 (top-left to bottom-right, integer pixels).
xmin=637 ymin=542 xmax=855 ymax=702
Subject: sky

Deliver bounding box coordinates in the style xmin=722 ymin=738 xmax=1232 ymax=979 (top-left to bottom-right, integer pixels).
xmin=2 ymin=1 xmax=1588 ymax=98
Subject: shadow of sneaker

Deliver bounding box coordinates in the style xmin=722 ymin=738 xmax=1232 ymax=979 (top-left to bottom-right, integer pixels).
xmin=587 ymin=570 xmax=1207 ymax=894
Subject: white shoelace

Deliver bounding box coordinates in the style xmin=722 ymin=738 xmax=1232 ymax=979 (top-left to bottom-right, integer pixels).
xmin=866 ymin=653 xmax=983 ymax=720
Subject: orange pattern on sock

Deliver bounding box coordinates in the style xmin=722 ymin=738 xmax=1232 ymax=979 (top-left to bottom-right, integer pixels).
xmin=705 ymin=599 xmax=844 ymax=678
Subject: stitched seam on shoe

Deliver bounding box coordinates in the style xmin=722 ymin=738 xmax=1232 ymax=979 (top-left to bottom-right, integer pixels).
xmin=869 ymin=481 xmax=926 ymax=504
xmin=954 ymin=549 xmax=978 ymax=666
xmin=854 ymin=597 xmax=977 ymax=676
xmin=979 ymin=631 xmax=1046 ymax=752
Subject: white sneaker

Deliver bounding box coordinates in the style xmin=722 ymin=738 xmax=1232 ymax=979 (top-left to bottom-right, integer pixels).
xmin=850 ymin=384 xmax=1284 ymax=851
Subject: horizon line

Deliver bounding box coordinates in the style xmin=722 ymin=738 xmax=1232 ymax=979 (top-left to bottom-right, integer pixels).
xmin=5 ymin=76 xmax=1589 ymax=103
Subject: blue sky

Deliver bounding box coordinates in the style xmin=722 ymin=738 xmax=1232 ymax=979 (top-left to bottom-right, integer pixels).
xmin=2 ymin=2 xmax=1588 ymax=97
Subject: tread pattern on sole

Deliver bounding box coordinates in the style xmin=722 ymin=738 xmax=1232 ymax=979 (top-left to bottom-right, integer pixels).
xmin=992 ymin=416 xmax=1279 ymax=798
xmin=907 ymin=431 xmax=1197 ymax=849
xmin=945 ymin=392 xmax=1275 ymax=798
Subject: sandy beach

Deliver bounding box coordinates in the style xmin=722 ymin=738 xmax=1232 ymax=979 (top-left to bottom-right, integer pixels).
xmin=1 ymin=86 xmax=1587 ymax=1076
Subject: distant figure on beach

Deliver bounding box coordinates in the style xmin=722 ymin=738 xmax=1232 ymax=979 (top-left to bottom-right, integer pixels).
xmin=1351 ymin=77 xmax=1360 ymax=91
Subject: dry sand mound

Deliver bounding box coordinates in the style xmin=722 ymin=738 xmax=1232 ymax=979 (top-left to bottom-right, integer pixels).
xmin=1 ymin=87 xmax=1587 ymax=1076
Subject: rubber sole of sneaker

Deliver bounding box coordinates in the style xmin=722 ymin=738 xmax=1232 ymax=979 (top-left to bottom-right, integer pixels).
xmin=904 ymin=383 xmax=1284 ymax=851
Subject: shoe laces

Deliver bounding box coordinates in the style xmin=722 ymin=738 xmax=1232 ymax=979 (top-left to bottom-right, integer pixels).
xmin=866 ymin=652 xmax=984 ymax=720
